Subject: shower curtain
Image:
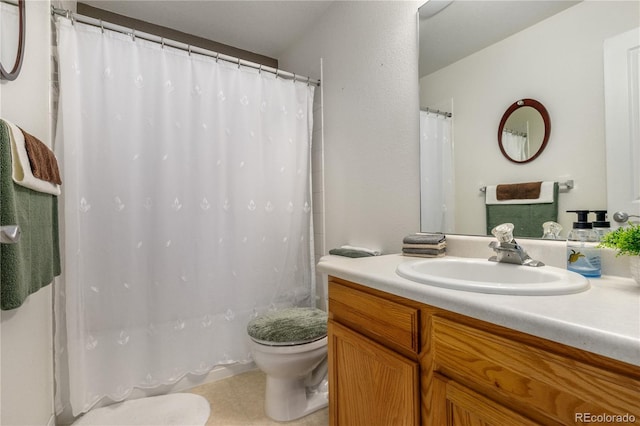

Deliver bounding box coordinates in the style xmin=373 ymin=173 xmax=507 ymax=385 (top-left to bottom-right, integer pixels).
xmin=420 ymin=110 xmax=455 ymax=233
xmin=502 ymin=130 xmax=528 ymax=161
xmin=54 ymin=18 xmax=315 ymax=415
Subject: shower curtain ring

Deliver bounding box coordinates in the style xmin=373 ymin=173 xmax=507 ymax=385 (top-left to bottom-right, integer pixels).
xmin=131 ymin=29 xmax=136 ymax=41
xmin=161 ymin=38 xmax=165 ymax=49
xmin=275 ymin=69 xmax=279 ymax=79
xmin=188 ymin=45 xmax=192 ymax=56
xmin=258 ymin=64 xmax=262 ymax=74
xmin=237 ymin=58 xmax=241 ymax=69
xmin=293 ymin=73 xmax=297 ymax=83
xmin=99 ymin=19 xmax=104 ymax=33
xmin=215 ymin=53 xmax=219 ymax=63
xmin=306 ymin=76 xmax=311 ymax=87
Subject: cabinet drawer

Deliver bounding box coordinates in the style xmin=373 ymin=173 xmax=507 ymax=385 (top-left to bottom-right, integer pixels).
xmin=328 ymin=280 xmax=420 ymax=354
xmin=432 ymin=373 xmax=539 ymax=426
xmin=432 ymin=316 xmax=640 ymax=425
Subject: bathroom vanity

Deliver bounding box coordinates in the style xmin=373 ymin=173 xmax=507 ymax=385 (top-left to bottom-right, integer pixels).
xmin=319 ymin=254 xmax=640 ymax=426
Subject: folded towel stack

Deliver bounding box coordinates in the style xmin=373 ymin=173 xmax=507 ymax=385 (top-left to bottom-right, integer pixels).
xmin=402 ymin=233 xmax=446 ymax=258
xmin=329 ymin=245 xmax=381 ymax=258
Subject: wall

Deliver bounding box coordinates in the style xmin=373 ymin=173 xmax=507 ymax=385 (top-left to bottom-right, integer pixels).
xmin=0 ymin=1 xmax=55 ymax=425
xmin=420 ymin=1 xmax=640 ymax=236
xmin=280 ymin=1 xmax=422 ymax=255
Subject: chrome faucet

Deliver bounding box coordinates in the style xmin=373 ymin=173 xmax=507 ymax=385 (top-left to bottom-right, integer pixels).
xmin=488 ymin=223 xmax=544 ymax=267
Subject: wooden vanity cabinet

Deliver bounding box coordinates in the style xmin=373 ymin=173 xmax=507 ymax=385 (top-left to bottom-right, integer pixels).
xmin=327 ymin=276 xmax=640 ymax=426
xmin=328 ymin=277 xmax=423 ymax=425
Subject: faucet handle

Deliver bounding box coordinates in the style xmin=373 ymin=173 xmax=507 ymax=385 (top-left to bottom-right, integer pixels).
xmin=491 ymin=223 xmax=515 ymax=243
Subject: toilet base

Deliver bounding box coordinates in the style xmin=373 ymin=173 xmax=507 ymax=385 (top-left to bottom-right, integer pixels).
xmin=264 ymin=376 xmax=328 ymax=422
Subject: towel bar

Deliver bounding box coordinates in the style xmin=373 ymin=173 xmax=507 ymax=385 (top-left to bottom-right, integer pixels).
xmin=480 ymin=180 xmax=574 ymax=193
xmin=0 ymin=225 xmax=21 ymax=244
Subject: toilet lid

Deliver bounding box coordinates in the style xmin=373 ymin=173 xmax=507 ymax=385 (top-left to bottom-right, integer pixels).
xmin=247 ymin=307 xmax=327 ymax=346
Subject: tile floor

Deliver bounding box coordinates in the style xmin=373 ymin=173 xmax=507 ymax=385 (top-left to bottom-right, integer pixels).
xmin=188 ymin=370 xmax=329 ymax=426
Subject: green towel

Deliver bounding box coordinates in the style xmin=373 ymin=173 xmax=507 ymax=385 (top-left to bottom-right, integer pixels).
xmin=1 ymin=121 xmax=61 ymax=310
xmin=486 ymin=183 xmax=559 ymax=238
xmin=329 ymin=248 xmax=374 ymax=258
xmin=403 ymin=233 xmax=446 ymax=245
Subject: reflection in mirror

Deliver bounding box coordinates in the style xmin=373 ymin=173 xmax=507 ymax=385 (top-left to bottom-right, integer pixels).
xmin=418 ymin=1 xmax=640 ymax=238
xmin=498 ymin=99 xmax=550 ymax=163
xmin=0 ymin=0 xmax=25 ymax=81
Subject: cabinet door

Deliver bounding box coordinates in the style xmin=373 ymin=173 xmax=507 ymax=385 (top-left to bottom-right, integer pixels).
xmin=433 ymin=373 xmax=539 ymax=426
xmin=329 ymin=321 xmax=419 ymax=426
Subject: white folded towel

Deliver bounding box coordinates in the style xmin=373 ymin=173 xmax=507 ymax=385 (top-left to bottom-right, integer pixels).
xmin=5 ymin=119 xmax=61 ymax=196
xmin=340 ymin=245 xmax=381 ymax=256
xmin=485 ymin=181 xmax=554 ymax=205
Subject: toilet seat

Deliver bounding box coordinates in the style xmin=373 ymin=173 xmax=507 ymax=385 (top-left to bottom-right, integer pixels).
xmin=247 ymin=307 xmax=327 ymax=346
xmin=247 ymin=307 xmax=329 ymax=421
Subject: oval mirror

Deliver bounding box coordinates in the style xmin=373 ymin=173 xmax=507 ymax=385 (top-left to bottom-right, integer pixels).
xmin=498 ymin=98 xmax=550 ymax=164
xmin=0 ymin=0 xmax=25 ymax=81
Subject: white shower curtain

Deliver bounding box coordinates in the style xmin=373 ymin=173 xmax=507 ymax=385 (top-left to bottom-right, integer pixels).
xmin=54 ymin=18 xmax=315 ymax=415
xmin=502 ymin=130 xmax=528 ymax=161
xmin=420 ymin=110 xmax=455 ymax=233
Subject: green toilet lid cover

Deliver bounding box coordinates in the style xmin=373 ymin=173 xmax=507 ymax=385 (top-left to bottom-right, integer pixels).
xmin=247 ymin=307 xmax=327 ymax=345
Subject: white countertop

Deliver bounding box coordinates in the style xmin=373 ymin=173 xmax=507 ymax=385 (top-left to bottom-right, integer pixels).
xmin=317 ymin=254 xmax=640 ymax=367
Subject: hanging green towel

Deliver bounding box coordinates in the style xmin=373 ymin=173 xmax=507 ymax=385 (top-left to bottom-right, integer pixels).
xmin=486 ymin=183 xmax=559 ymax=238
xmin=1 ymin=121 xmax=61 ymax=310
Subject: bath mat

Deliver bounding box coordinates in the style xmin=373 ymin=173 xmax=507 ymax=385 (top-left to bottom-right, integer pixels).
xmin=72 ymin=393 xmax=210 ymax=426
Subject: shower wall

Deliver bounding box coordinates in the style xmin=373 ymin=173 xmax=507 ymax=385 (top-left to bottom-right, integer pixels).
xmin=0 ymin=1 xmax=55 ymax=425
xmin=279 ymin=1 xmax=422 ymax=255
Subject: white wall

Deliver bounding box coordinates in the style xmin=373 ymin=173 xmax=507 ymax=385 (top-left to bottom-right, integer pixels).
xmin=0 ymin=1 xmax=55 ymax=425
xmin=420 ymin=1 xmax=640 ymax=237
xmin=280 ymin=1 xmax=422 ymax=255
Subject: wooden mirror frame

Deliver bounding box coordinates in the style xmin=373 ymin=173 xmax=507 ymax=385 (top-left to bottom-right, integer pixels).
xmin=497 ymin=98 xmax=551 ymax=164
xmin=0 ymin=0 xmax=25 ymax=81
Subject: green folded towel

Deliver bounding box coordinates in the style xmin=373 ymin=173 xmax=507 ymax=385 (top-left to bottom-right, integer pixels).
xmin=1 ymin=121 xmax=61 ymax=310
xmin=402 ymin=233 xmax=446 ymax=245
xmin=329 ymin=248 xmax=374 ymax=258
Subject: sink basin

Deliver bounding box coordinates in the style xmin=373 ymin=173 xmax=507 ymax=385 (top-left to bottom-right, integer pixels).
xmin=396 ymin=257 xmax=590 ymax=295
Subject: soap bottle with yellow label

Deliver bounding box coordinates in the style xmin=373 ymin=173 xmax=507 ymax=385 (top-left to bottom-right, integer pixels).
xmin=566 ymin=210 xmax=601 ymax=278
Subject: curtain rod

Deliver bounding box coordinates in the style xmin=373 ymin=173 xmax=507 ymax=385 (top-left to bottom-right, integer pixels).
xmin=0 ymin=0 xmax=18 ymax=6
xmin=420 ymin=107 xmax=452 ymax=118
xmin=502 ymin=128 xmax=528 ymax=137
xmin=50 ymin=6 xmax=320 ymax=87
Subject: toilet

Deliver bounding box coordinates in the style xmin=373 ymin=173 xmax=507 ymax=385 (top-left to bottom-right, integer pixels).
xmin=247 ymin=307 xmax=328 ymax=422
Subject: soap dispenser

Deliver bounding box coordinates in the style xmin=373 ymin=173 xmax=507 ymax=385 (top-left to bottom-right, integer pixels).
xmin=591 ymin=210 xmax=611 ymax=241
xmin=566 ymin=210 xmax=601 ymax=278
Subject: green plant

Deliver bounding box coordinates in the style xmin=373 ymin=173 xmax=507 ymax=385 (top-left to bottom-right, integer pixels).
xmin=598 ymin=222 xmax=640 ymax=256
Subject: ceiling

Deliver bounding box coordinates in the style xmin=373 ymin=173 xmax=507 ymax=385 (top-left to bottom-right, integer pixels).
xmin=80 ymin=0 xmax=335 ymax=59
xmin=80 ymin=1 xmax=581 ymax=74
xmin=419 ymin=0 xmax=581 ymax=77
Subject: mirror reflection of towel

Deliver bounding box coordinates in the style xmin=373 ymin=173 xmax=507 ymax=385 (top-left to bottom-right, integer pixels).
xmin=485 ymin=181 xmax=555 ymax=205
xmin=497 ymin=181 xmax=542 ymax=200
xmin=486 ymin=182 xmax=559 ymax=238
